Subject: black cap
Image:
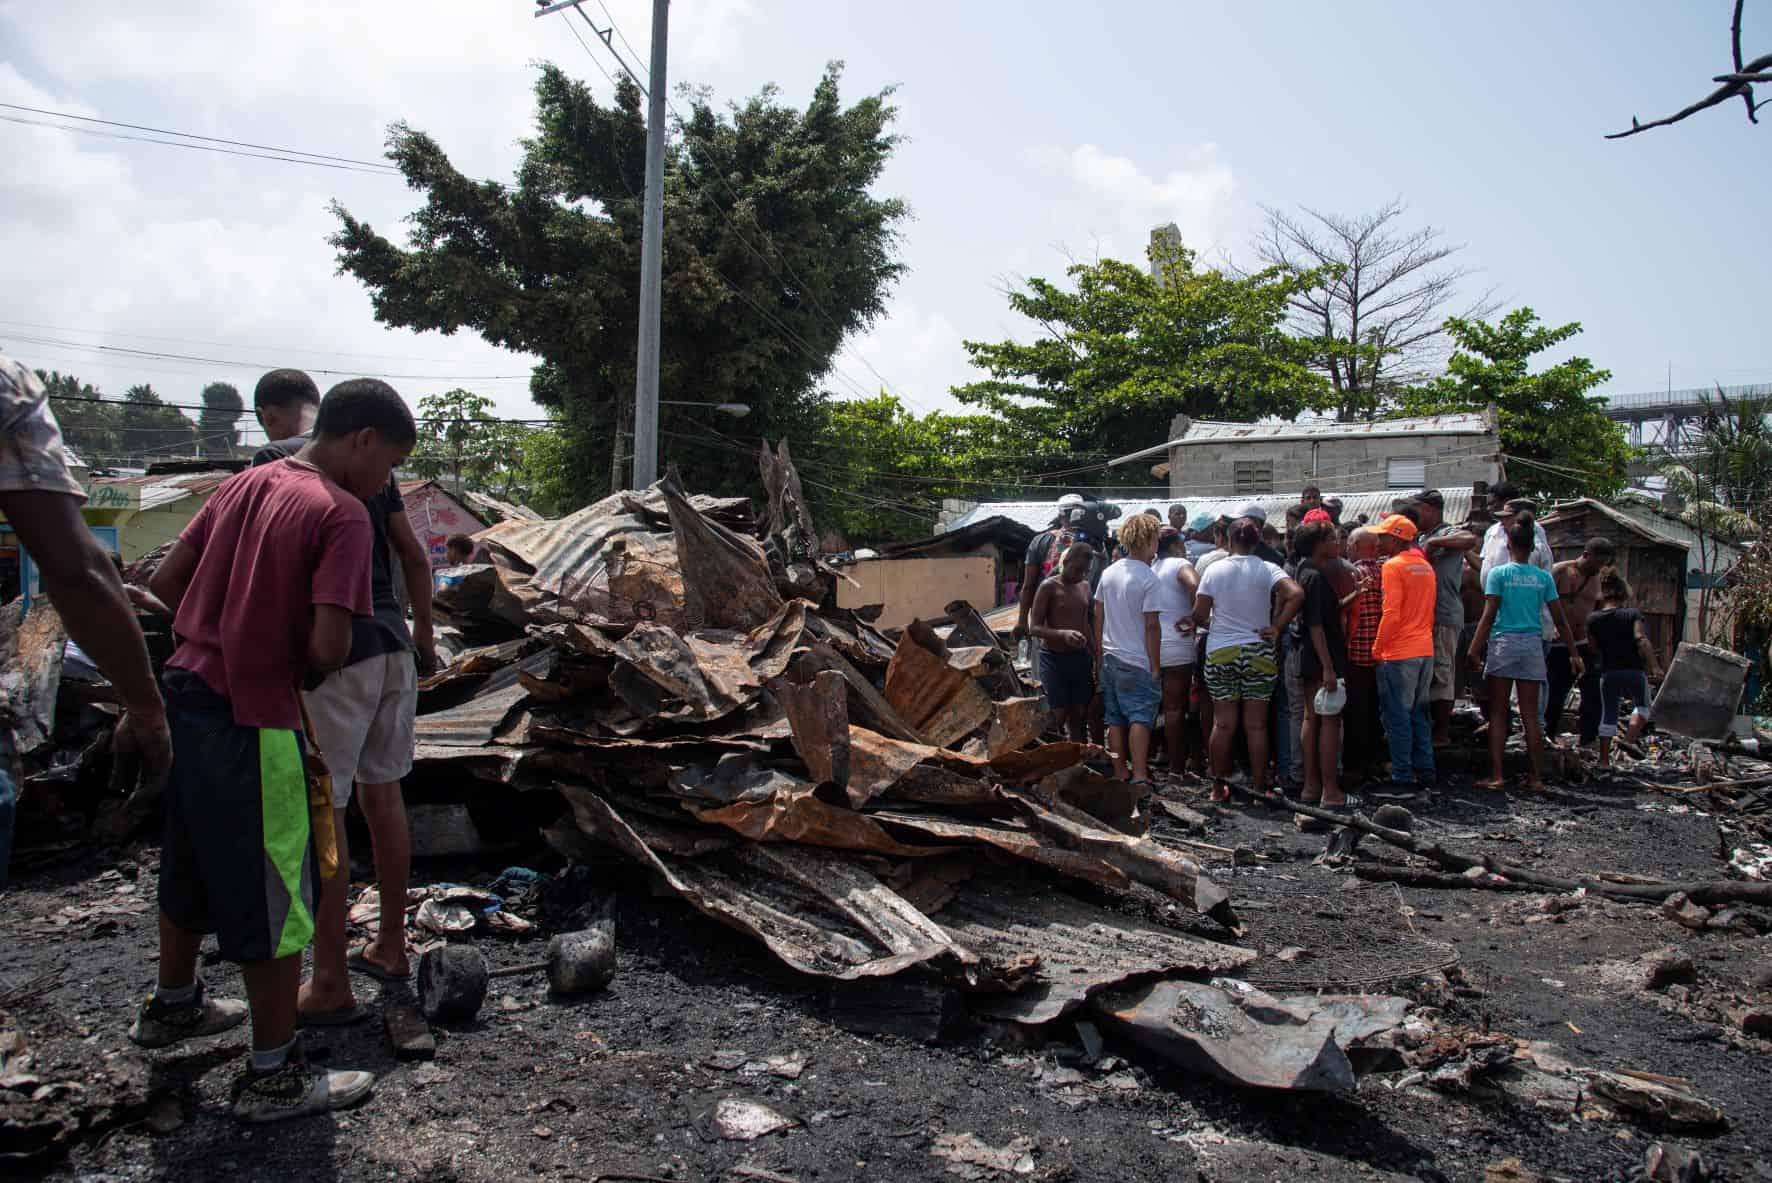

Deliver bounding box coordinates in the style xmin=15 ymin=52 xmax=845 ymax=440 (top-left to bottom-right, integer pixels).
xmin=1412 ymin=489 xmax=1444 ymax=510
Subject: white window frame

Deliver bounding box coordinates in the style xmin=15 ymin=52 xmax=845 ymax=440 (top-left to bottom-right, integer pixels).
xmin=1386 ymin=458 xmax=1427 ymax=489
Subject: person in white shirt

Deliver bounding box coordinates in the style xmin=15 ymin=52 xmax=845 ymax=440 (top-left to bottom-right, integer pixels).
xmin=1151 ymin=528 xmax=1202 ymax=774
xmin=1192 ymin=511 xmax=1304 ymax=800
xmin=1092 ymin=513 xmax=1164 ymax=785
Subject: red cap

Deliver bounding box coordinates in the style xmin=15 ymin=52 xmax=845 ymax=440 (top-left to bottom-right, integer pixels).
xmin=1302 ymin=508 xmax=1333 ymax=525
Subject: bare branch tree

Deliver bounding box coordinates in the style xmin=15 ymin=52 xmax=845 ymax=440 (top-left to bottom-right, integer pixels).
xmin=1610 ymin=0 xmax=1771 ymax=138
xmin=1249 ymin=198 xmax=1496 ymax=421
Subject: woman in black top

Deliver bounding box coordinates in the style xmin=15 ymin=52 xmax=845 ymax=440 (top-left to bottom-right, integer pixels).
xmin=1586 ymin=570 xmax=1664 ymax=766
xmin=1294 ymin=523 xmax=1353 ymax=807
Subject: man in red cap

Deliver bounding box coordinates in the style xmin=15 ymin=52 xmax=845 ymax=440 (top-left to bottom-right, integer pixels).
xmin=1371 ymin=514 xmax=1437 ymax=791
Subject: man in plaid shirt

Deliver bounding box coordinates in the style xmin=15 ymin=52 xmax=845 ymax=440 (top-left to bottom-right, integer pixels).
xmin=1342 ymin=526 xmax=1385 ymax=780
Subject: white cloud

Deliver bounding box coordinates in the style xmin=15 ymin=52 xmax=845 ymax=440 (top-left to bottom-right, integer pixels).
xmin=835 ymin=302 xmax=974 ymax=415
xmin=1036 ymin=141 xmax=1237 ymax=264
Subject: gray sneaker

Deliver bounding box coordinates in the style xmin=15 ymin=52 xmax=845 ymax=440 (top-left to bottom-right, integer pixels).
xmin=129 ymin=980 xmax=248 ymax=1049
xmin=232 ymin=1046 xmax=375 ymax=1124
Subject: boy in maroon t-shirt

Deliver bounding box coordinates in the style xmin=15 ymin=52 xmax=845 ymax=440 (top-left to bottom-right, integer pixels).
xmin=135 ymin=380 xmax=414 ymax=1124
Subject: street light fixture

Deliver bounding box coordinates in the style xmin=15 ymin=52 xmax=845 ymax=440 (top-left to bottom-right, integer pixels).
xmin=661 ymin=400 xmax=750 ymax=418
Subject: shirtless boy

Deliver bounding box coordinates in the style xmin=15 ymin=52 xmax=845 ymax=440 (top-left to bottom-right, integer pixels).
xmin=1030 ymin=543 xmax=1096 ymax=742
xmin=1549 ymin=536 xmax=1614 ymax=745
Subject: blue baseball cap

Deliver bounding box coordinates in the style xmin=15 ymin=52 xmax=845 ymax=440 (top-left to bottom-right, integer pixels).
xmin=1187 ymin=509 xmax=1216 ymax=532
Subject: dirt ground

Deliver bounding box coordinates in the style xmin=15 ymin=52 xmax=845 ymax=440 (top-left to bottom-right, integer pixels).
xmin=5 ymin=762 xmax=1772 ymax=1183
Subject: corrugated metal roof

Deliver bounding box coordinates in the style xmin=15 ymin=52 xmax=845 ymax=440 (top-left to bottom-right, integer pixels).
xmin=1607 ymin=502 xmax=1744 ymax=575
xmin=1111 ymin=410 xmax=1495 ymax=466
xmin=948 ymin=488 xmax=1474 ymax=536
xmin=85 ymin=470 xmax=232 ymax=511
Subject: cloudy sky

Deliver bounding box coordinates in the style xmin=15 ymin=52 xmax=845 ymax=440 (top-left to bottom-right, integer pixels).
xmin=2 ymin=0 xmax=1768 ymax=451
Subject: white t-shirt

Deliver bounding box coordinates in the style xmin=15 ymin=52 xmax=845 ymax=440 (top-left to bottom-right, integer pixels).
xmin=1480 ymin=521 xmax=1555 ymax=638
xmin=1151 ymin=556 xmax=1197 ymax=667
xmin=1196 ymin=553 xmax=1286 ymax=655
xmin=1194 ymin=548 xmax=1229 ymax=577
xmin=1095 ymin=556 xmax=1161 ymax=669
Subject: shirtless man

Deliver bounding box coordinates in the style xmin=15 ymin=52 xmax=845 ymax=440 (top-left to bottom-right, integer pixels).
xmin=1548 ymin=537 xmax=1615 ymax=746
xmin=1030 ymin=543 xmax=1096 ymax=742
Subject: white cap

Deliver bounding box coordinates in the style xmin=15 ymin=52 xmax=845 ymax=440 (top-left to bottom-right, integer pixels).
xmin=1057 ymin=493 xmax=1085 ymax=507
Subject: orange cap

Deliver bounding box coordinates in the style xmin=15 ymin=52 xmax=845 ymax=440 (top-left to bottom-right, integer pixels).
xmin=1374 ymin=514 xmax=1419 ymax=543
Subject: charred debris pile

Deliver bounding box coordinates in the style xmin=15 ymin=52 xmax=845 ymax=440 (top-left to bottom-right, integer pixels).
xmin=403 ymin=447 xmax=1252 ymax=1035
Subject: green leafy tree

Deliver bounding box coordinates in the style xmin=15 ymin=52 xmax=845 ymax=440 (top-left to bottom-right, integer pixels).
xmin=118 ymin=384 xmax=198 ymax=463
xmin=197 ymin=381 xmax=244 ymax=458
xmin=1400 ymin=308 xmax=1630 ymax=502
xmin=332 ymin=63 xmax=906 ymax=503
xmin=952 ymin=239 xmax=1334 ymax=465
xmin=39 ymin=370 xmax=121 ymax=462
xmin=796 ymin=394 xmax=1017 ymax=542
xmin=406 ymin=389 xmax=535 ymax=498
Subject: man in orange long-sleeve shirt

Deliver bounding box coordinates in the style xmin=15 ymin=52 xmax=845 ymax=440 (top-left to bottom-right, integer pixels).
xmin=1371 ymin=514 xmax=1436 ymax=789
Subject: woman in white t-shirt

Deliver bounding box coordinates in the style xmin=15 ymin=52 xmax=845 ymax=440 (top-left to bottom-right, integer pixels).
xmin=1151 ymin=529 xmax=1201 ymax=774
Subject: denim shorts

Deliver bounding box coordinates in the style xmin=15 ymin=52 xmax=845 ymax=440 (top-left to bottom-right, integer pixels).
xmin=1101 ymin=653 xmax=1161 ymax=728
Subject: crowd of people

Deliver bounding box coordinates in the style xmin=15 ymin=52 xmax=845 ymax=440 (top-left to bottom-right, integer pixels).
xmin=1016 ymin=481 xmax=1663 ymax=809
xmin=2 ymin=353 xmax=426 ymax=1123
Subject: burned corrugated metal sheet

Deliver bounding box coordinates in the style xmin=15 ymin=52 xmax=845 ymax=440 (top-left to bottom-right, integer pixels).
xmin=939 ymin=876 xmax=1257 ymax=1024
xmin=664 ymin=474 xmax=782 ymax=631
xmin=411 ymin=681 xmax=529 ymax=747
xmin=554 ymin=786 xmax=963 ymax=981
xmin=883 ymin=620 xmax=994 ymax=749
xmin=777 ymin=670 xmax=849 ymax=786
xmin=691 ymin=778 xmax=956 ymax=858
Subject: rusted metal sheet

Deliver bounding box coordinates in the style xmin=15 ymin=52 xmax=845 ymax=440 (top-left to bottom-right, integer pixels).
xmin=1 ymin=601 xmax=67 ymax=754
xmin=530 ymin=723 xmax=772 ymax=755
xmin=984 ymin=696 xmax=1047 ymax=759
xmin=940 ymin=877 xmax=1257 ymax=1024
xmin=794 ymin=636 xmax=922 ymax=742
xmin=869 ymin=810 xmax=1133 ymax=892
xmin=842 ymin=726 xmax=1000 ymax=808
xmin=986 ymin=741 xmax=1091 ymax=784
xmin=692 ymin=782 xmax=955 ymax=858
xmin=419 ymin=637 xmax=537 ymax=692
xmin=555 ymin=786 xmax=959 ymax=981
xmin=944 ymin=599 xmax=1026 ymax=699
xmin=777 ymin=669 xmax=849 ymax=786
xmin=663 ymin=474 xmax=782 ymax=631
xmin=411 ymin=681 xmax=529 ymax=747
xmin=736 ymin=843 xmax=976 ymax=976
xmin=883 ymin=620 xmax=993 ymax=748
xmin=667 ymin=754 xmax=805 ymax=806
xmin=1012 ymin=794 xmax=1234 ymax=923
xmin=1092 ymin=978 xmax=1373 ymax=1092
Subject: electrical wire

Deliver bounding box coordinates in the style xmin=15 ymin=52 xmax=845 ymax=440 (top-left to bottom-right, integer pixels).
xmin=5 ymin=334 xmax=532 ymax=381
xmin=0 ymin=113 xmax=400 ymax=176
xmin=0 ymin=317 xmax=534 ymax=368
xmin=0 ymin=101 xmax=400 ymax=169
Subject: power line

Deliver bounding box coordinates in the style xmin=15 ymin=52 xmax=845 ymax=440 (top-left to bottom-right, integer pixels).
xmin=0 ymin=101 xmax=400 ymax=169
xmin=6 ymin=334 xmax=533 ymax=381
xmin=0 ymin=318 xmax=533 ymax=368
xmin=44 ymin=393 xmax=556 ymax=419
xmin=0 ymin=112 xmax=400 ymax=176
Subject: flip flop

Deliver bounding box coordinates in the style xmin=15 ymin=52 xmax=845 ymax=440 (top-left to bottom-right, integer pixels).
xmin=298 ymin=1003 xmax=370 ymax=1028
xmin=348 ymin=947 xmax=411 ymax=983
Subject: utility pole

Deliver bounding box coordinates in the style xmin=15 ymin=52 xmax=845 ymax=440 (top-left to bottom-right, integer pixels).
xmin=533 ymin=0 xmax=668 ymax=490
xmin=630 ymin=0 xmax=669 ymax=488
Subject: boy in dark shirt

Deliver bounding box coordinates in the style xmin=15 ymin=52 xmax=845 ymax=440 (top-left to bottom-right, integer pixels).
xmin=1296 ymin=523 xmax=1352 ymax=807
xmin=135 ymin=381 xmax=416 ymax=1123
xmin=1029 ymin=542 xmax=1097 ymax=742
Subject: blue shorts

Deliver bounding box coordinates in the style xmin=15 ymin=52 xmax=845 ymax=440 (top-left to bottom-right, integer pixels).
xmin=1101 ymin=653 xmax=1161 ymax=729
xmin=1040 ymin=647 xmax=1095 ymax=710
